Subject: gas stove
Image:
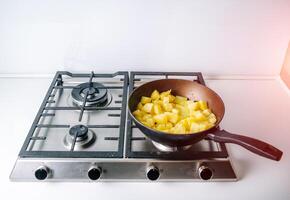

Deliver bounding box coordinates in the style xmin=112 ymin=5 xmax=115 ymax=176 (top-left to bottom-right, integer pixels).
xmin=10 ymin=71 xmax=237 ymax=181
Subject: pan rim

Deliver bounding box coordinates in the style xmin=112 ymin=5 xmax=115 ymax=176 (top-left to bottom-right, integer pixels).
xmin=128 ymin=78 xmax=225 ymax=137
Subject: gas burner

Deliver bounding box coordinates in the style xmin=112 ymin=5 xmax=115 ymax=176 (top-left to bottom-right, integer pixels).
xmin=71 ymin=82 xmax=108 ymax=107
xmin=67 ymin=92 xmax=112 ymax=110
xmin=69 ymin=124 xmax=89 ymax=141
xmin=63 ymin=125 xmax=96 ymax=150
xmin=151 ymin=140 xmax=192 ymax=152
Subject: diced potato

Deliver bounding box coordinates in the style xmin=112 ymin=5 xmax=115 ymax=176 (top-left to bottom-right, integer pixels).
xmin=145 ymin=117 xmax=155 ymax=127
xmin=187 ymin=101 xmax=199 ymax=111
xmin=175 ymin=104 xmax=189 ymax=118
xmin=162 ymin=103 xmax=173 ymax=112
xmin=155 ymin=124 xmax=166 ymax=131
xmin=192 ymin=110 xmax=207 ymax=122
xmin=190 ymin=122 xmax=200 ymax=133
xmin=135 ymin=115 xmax=144 ymax=122
xmin=135 ymin=116 xmax=142 ymax=121
xmin=141 ymin=121 xmax=153 ymax=128
xmin=133 ymin=109 xmax=143 ymax=118
xmin=172 ymin=108 xmax=179 ymax=114
xmin=185 ymin=117 xmax=196 ymax=125
xmin=208 ymin=113 xmax=217 ymax=124
xmin=202 ymin=121 xmax=214 ymax=130
xmin=207 ymin=122 xmax=215 ymax=129
xmin=165 ymin=122 xmax=173 ymax=129
xmin=142 ymin=103 xmax=153 ymax=113
xmin=196 ymin=121 xmax=212 ymax=132
xmin=155 ymin=123 xmax=172 ymax=131
xmin=188 ymin=101 xmax=199 ymax=116
xmin=160 ymin=90 xmax=171 ymax=100
xmin=174 ymin=104 xmax=183 ymax=110
xmin=142 ymin=114 xmax=152 ymax=121
xmin=202 ymin=109 xmax=211 ymax=116
xmin=153 ymin=114 xmax=168 ymax=124
xmin=140 ymin=120 xmax=146 ymax=125
xmin=133 ymin=89 xmax=217 ymax=134
xmin=162 ymin=96 xmax=170 ymax=104
xmin=152 ymin=99 xmax=162 ymax=105
xmin=166 ymin=112 xmax=179 ymax=124
xmin=208 ymin=113 xmax=216 ymax=119
xmin=151 ymin=90 xmax=160 ymax=100
xmin=153 ymin=103 xmax=163 ymax=115
xmin=137 ymin=102 xmax=143 ymax=110
xmin=168 ymin=95 xmax=175 ymax=103
xmin=178 ymin=119 xmax=190 ymax=130
xmin=141 ymin=96 xmax=151 ymax=104
xmin=198 ymin=100 xmax=208 ymax=110
xmin=175 ymin=95 xmax=187 ymax=105
xmin=172 ymin=123 xmax=187 ymax=134
xmin=199 ymin=122 xmax=208 ymax=131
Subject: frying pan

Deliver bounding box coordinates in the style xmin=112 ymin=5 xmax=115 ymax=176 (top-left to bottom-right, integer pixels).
xmin=128 ymin=79 xmax=283 ymax=161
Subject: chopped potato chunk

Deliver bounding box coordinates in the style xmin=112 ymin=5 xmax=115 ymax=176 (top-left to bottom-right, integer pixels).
xmin=153 ymin=103 xmax=163 ymax=115
xmin=198 ymin=100 xmax=208 ymax=110
xmin=160 ymin=90 xmax=172 ymax=100
xmin=153 ymin=114 xmax=168 ymax=124
xmin=133 ymin=109 xmax=143 ymax=118
xmin=141 ymin=96 xmax=151 ymax=104
xmin=151 ymin=90 xmax=160 ymax=100
xmin=171 ymin=123 xmax=186 ymax=134
xmin=168 ymin=95 xmax=175 ymax=103
xmin=172 ymin=108 xmax=179 ymax=114
xmin=162 ymin=103 xmax=173 ymax=112
xmin=166 ymin=112 xmax=179 ymax=124
xmin=132 ymin=89 xmax=217 ymax=134
xmin=175 ymin=96 xmax=187 ymax=105
xmin=202 ymin=109 xmax=211 ymax=116
xmin=162 ymin=96 xmax=170 ymax=104
xmin=191 ymin=110 xmax=207 ymax=122
xmin=137 ymin=102 xmax=143 ymax=110
xmin=142 ymin=103 xmax=153 ymax=113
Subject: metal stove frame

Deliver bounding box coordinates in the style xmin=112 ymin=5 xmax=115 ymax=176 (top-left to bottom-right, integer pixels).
xmin=11 ymin=71 xmax=237 ymax=182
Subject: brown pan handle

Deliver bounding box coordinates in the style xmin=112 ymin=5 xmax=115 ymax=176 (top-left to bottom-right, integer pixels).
xmin=207 ymin=130 xmax=283 ymax=161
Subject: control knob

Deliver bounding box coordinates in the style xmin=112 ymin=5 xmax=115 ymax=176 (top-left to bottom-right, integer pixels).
xmin=146 ymin=166 xmax=160 ymax=181
xmin=35 ymin=166 xmax=49 ymax=180
xmin=88 ymin=167 xmax=102 ymax=180
xmin=198 ymin=165 xmax=213 ymax=180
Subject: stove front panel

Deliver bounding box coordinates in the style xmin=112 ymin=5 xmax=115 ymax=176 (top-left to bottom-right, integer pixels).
xmin=10 ymin=158 xmax=237 ymax=181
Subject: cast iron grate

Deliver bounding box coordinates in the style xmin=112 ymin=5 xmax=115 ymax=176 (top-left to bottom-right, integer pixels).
xmin=19 ymin=71 xmax=129 ymax=158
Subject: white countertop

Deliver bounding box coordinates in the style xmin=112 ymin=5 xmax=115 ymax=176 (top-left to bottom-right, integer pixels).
xmin=0 ymin=76 xmax=289 ymax=200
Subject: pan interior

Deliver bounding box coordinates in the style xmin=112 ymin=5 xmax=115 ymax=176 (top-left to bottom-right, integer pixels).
xmin=128 ymin=79 xmax=225 ymax=136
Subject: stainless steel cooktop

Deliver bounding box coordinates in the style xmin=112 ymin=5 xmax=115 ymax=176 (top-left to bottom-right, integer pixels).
xmin=10 ymin=71 xmax=237 ymax=181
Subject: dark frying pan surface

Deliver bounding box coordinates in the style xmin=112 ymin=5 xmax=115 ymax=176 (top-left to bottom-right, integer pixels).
xmin=128 ymin=79 xmax=225 ymax=146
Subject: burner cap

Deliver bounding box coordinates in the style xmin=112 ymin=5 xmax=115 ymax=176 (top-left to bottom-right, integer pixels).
xmin=69 ymin=125 xmax=88 ymax=141
xmin=71 ymin=82 xmax=108 ymax=106
xmin=64 ymin=125 xmax=96 ymax=149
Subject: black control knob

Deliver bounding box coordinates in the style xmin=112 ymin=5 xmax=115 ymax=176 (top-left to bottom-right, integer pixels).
xmin=35 ymin=166 xmax=49 ymax=180
xmin=198 ymin=166 xmax=213 ymax=180
xmin=88 ymin=167 xmax=102 ymax=180
xmin=147 ymin=166 xmax=160 ymax=181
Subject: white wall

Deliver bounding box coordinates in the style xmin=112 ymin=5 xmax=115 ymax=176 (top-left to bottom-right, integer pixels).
xmin=0 ymin=0 xmax=289 ymax=75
